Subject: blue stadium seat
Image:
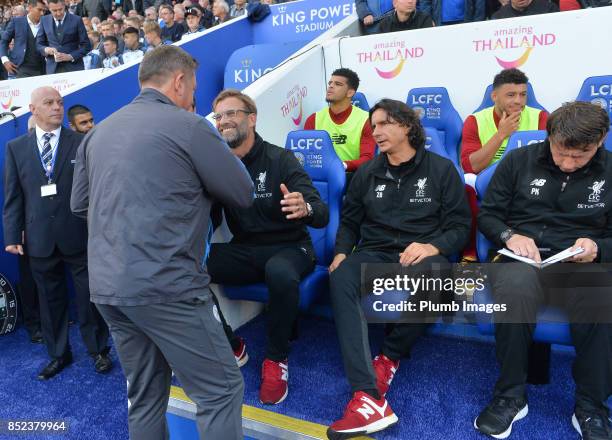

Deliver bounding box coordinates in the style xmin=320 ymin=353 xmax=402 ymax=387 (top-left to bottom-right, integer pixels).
xmin=424 ymin=127 xmax=463 ymax=181
xmin=606 ymin=131 xmax=612 ymax=152
xmin=352 ymin=92 xmax=370 ymax=112
xmin=406 ymin=87 xmax=462 ymax=169
xmin=473 ymin=136 xmax=571 ymax=345
xmin=575 ymin=75 xmax=612 ymax=122
xmin=223 ymin=130 xmax=345 ymax=310
xmin=473 ymin=82 xmax=546 ymax=113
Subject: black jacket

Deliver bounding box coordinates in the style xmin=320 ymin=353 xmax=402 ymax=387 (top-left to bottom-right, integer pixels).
xmin=478 ymin=141 xmax=612 ymax=262
xmin=492 ymin=0 xmax=559 ymax=18
xmin=3 ymin=127 xmax=87 ymax=258
xmin=335 ymin=148 xmax=471 ymax=256
xmin=218 ymin=133 xmax=329 ymax=246
xmin=378 ymin=10 xmax=434 ymax=34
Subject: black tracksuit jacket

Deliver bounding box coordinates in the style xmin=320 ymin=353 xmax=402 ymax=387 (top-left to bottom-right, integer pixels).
xmin=334 ymin=148 xmax=471 ymax=256
xmin=478 ymin=140 xmax=612 ymax=262
xmin=218 ymin=133 xmax=329 ymax=246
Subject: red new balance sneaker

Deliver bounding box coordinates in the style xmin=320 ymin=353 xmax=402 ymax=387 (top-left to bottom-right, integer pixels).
xmin=233 ymin=337 xmax=249 ymax=368
xmin=327 ymin=391 xmax=398 ymax=439
xmin=259 ymin=358 xmax=288 ymax=404
xmin=373 ymin=354 xmax=400 ymax=396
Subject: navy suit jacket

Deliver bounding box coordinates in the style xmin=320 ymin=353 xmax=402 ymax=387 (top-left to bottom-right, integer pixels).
xmin=0 ymin=16 xmax=43 ymax=66
xmin=36 ymin=13 xmax=91 ymax=74
xmin=3 ymin=127 xmax=88 ymax=258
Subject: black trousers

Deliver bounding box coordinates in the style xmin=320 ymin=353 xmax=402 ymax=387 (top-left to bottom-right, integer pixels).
xmin=29 ymin=248 xmax=109 ymax=359
xmin=489 ymin=260 xmax=612 ymax=410
xmin=207 ymin=242 xmax=315 ymax=361
xmin=17 ymin=252 xmax=40 ymax=336
xmin=15 ymin=65 xmax=44 ymax=78
xmin=329 ymin=250 xmax=449 ymax=393
xmin=52 ymin=60 xmax=84 ymax=74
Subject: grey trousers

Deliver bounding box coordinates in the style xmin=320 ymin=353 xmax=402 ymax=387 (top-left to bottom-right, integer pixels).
xmin=96 ymin=293 xmax=244 ymax=440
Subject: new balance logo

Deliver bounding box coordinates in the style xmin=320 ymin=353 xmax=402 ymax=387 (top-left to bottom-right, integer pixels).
xmin=375 ymin=184 xmax=386 ymax=199
xmin=280 ymin=363 xmax=288 ymax=382
xmin=356 ymin=395 xmax=387 ymax=420
xmin=530 ymin=179 xmax=546 ymax=187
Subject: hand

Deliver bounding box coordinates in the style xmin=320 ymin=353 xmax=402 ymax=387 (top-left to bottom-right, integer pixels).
xmin=44 ymin=47 xmax=57 ymax=56
xmin=570 ymin=238 xmax=598 ymax=263
xmin=280 ymin=183 xmax=308 ymax=220
xmin=496 ymin=111 xmax=521 ymax=140
xmin=506 ymin=234 xmax=541 ymax=263
xmin=329 ymin=253 xmax=346 ymax=272
xmin=399 ymin=243 xmax=439 ymax=266
xmin=5 ymin=244 xmax=24 ymax=255
xmin=3 ymin=60 xmax=17 ymax=75
xmin=363 ymin=14 xmax=374 ymax=25
xmin=54 ymin=52 xmax=72 ymax=62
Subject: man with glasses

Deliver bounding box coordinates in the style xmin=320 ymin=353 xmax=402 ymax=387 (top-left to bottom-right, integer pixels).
xmin=208 ymin=89 xmax=329 ymax=405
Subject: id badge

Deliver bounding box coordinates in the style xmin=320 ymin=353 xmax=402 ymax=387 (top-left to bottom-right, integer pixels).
xmin=41 ymin=184 xmax=57 ymax=197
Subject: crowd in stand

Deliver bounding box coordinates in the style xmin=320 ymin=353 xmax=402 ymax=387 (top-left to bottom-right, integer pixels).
xmin=0 ymin=0 xmax=292 ymax=79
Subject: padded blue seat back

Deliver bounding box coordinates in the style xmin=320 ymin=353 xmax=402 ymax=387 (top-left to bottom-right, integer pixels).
xmin=352 ymin=92 xmax=370 ymax=112
xmin=473 ymin=83 xmax=546 ymax=113
xmin=285 ymin=130 xmax=345 ymax=265
xmin=605 ymin=129 xmax=612 ymax=152
xmin=424 ymin=127 xmax=463 ymax=182
xmin=406 ymin=87 xmax=462 ymax=168
xmin=576 ymin=75 xmax=612 ymax=122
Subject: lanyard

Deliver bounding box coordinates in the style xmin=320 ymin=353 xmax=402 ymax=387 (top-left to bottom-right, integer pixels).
xmin=37 ymin=135 xmax=60 ymax=184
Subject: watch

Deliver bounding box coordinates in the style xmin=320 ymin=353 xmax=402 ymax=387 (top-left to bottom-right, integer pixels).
xmin=305 ymin=202 xmax=313 ymax=217
xmin=500 ymin=228 xmax=515 ymax=244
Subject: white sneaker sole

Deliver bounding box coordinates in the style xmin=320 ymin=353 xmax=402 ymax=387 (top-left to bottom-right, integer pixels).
xmin=259 ymin=385 xmax=288 ymax=405
xmin=236 ymin=352 xmax=249 ymax=368
xmin=330 ymin=413 xmax=399 ymax=437
xmin=572 ymin=413 xmax=583 ymax=437
xmin=473 ymin=404 xmax=528 ymax=439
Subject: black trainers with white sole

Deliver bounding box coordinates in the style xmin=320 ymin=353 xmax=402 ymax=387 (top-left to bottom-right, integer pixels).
xmin=572 ymin=408 xmax=612 ymax=440
xmin=474 ymin=397 xmax=528 ymax=439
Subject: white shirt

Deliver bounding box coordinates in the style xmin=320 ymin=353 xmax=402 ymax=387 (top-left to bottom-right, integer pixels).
xmin=122 ymin=49 xmax=144 ymax=64
xmin=54 ymin=13 xmax=67 ymax=28
xmin=35 ymin=126 xmax=62 ymax=175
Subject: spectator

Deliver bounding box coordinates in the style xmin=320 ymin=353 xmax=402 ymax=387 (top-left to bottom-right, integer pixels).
xmin=112 ymin=7 xmax=125 ymax=19
xmin=82 ymin=16 xmax=93 ymax=31
xmin=182 ymin=5 xmax=204 ymax=37
xmin=91 ymin=16 xmax=101 ymax=30
xmin=12 ymin=5 xmax=26 ymax=17
xmin=127 ymin=8 xmax=139 ymax=16
xmin=174 ymin=4 xmax=185 ymax=22
xmin=84 ymin=30 xmax=101 ymax=68
xmin=229 ymin=0 xmax=247 ymax=17
xmin=36 ymin=0 xmax=92 ymax=73
xmin=113 ymin=18 xmax=124 ymax=34
xmin=159 ymin=4 xmax=185 ymax=42
xmin=144 ymin=6 xmax=157 ymax=20
xmin=122 ymin=26 xmax=144 ymax=62
xmin=492 ymin=0 xmax=559 ymax=18
xmin=82 ymin=0 xmax=101 ymax=18
xmin=304 ymin=68 xmax=375 ymax=172
xmin=102 ymin=35 xmax=123 ymax=68
xmin=356 ymin=0 xmax=388 ymax=35
xmin=197 ymin=0 xmax=214 ymax=27
xmin=420 ymin=0 xmax=485 ymax=25
xmin=98 ymin=20 xmax=125 ymax=53
xmin=67 ymin=0 xmax=84 ymax=16
xmin=212 ymin=0 xmax=230 ymax=26
xmin=0 ymin=0 xmax=46 ymax=78
xmin=461 ymin=68 xmax=547 ymax=175
xmin=143 ymin=20 xmax=170 ymax=50
xmin=68 ymin=104 xmax=95 ymax=133
xmin=378 ymin=0 xmax=434 ymax=33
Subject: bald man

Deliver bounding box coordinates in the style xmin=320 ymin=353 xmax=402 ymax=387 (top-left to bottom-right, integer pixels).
xmin=3 ymin=86 xmax=111 ymax=380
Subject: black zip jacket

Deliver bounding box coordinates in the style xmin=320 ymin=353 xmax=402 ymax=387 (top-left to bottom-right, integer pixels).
xmin=478 ymin=141 xmax=612 ymax=262
xmin=335 ymin=148 xmax=471 ymax=256
xmin=218 ymin=133 xmax=329 ymax=246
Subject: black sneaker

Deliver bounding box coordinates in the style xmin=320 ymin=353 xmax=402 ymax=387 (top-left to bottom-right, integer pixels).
xmin=474 ymin=397 xmax=528 ymax=439
xmin=572 ymin=408 xmax=612 ymax=440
